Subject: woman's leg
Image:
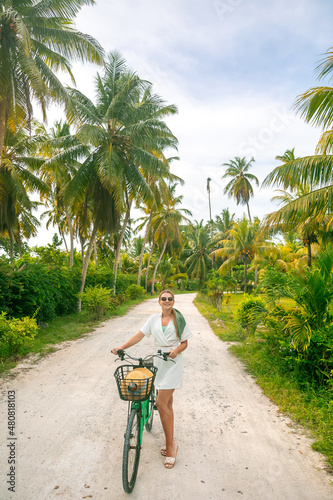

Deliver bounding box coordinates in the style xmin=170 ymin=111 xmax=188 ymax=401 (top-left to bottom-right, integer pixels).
xmin=157 ymin=389 xmax=176 ymax=457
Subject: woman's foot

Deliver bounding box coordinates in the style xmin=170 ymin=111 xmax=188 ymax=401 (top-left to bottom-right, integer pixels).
xmin=161 ymin=438 xmax=175 ymax=456
xmin=164 ymin=444 xmax=178 ymax=469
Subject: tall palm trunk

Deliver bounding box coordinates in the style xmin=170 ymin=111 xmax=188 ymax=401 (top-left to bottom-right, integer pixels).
xmin=15 ymin=232 xmax=22 ymax=258
xmin=59 ymin=227 xmax=68 ymax=253
xmin=94 ymin=235 xmax=97 ymax=265
xmin=151 ymin=239 xmax=168 ymax=294
xmin=113 ymin=201 xmax=132 ymax=294
xmin=8 ymin=228 xmax=14 ymax=262
xmin=78 ymin=222 xmax=98 ymax=312
xmin=0 ymin=98 xmax=8 ymax=165
xmin=246 ymin=202 xmax=252 ymax=222
xmin=65 ymin=207 xmax=74 ymax=267
xmin=137 ymin=211 xmax=153 ymax=286
xmin=145 ymin=240 xmax=155 ymax=292
xmin=80 ymin=235 xmax=85 ymax=260
xmin=244 ymin=260 xmax=248 ymax=293
xmin=307 ymin=240 xmax=312 ymax=268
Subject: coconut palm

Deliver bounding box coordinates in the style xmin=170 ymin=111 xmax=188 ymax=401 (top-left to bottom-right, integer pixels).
xmin=185 ymin=222 xmax=213 ymax=283
xmin=37 ymin=121 xmax=80 ymax=266
xmin=262 ymin=48 xmax=333 ymax=232
xmin=212 ymin=217 xmax=264 ymax=293
xmin=61 ymin=52 xmax=178 ymax=304
xmin=0 ymin=124 xmax=46 ymax=260
xmin=263 ymin=149 xmax=323 ymax=267
xmin=0 ymin=0 xmax=104 ymax=160
xmin=136 ymin=170 xmax=182 ymax=287
xmin=275 ymin=148 xmax=296 ymax=163
xmin=41 ymin=197 xmax=70 ymax=251
xmin=222 ymin=157 xmax=259 ymax=222
xmin=212 ymin=208 xmax=235 ymax=237
xmin=149 ymin=186 xmax=192 ymax=294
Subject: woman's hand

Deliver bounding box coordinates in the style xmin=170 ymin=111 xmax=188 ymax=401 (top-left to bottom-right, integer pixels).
xmin=111 ymin=348 xmax=119 ymax=355
xmin=169 ymin=341 xmax=188 ymax=359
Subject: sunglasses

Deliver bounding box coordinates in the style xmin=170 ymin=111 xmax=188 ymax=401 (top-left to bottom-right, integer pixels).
xmin=161 ymin=296 xmax=174 ymax=302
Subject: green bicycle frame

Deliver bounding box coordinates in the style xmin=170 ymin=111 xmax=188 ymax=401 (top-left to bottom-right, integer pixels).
xmin=129 ymin=396 xmax=153 ymax=446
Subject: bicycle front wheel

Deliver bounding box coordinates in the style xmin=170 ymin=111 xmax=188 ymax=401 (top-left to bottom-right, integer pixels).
xmin=122 ymin=407 xmax=141 ymax=493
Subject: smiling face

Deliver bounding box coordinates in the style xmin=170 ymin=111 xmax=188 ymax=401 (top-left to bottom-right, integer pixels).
xmin=158 ymin=291 xmax=175 ymax=312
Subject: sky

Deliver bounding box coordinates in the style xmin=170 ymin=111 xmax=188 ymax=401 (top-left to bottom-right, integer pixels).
xmin=33 ymin=0 xmax=333 ymax=246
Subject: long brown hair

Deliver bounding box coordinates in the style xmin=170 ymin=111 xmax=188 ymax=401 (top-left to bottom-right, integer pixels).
xmin=158 ymin=289 xmax=180 ymax=338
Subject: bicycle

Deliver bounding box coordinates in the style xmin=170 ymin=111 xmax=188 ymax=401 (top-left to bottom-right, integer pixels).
xmin=113 ymin=348 xmax=173 ymax=493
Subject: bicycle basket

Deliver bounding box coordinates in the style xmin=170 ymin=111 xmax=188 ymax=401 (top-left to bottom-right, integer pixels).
xmin=114 ymin=365 xmax=157 ymax=402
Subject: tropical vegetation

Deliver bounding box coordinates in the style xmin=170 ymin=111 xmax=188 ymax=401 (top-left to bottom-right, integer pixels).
xmin=1 ymin=2 xmax=333 ymax=469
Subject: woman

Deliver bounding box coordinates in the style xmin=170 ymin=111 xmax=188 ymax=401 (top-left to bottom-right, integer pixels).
xmin=112 ymin=289 xmax=193 ymax=469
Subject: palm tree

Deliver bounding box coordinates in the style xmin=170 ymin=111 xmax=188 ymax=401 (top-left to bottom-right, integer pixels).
xmin=0 ymin=0 xmax=104 ymax=160
xmin=185 ymin=222 xmax=213 ymax=283
xmin=150 ymin=186 xmax=192 ymax=294
xmin=0 ymin=124 xmax=46 ymax=260
xmin=212 ymin=208 xmax=235 ymax=237
xmin=222 ymin=157 xmax=259 ymax=222
xmin=212 ymin=217 xmax=263 ymax=293
xmin=207 ymin=177 xmax=213 ymax=235
xmin=263 ymin=149 xmax=321 ymax=267
xmin=63 ymin=52 xmax=179 ymax=305
xmin=41 ymin=197 xmax=70 ymax=251
xmin=14 ymin=202 xmax=41 ymax=256
xmin=156 ymin=255 xmax=187 ymax=290
xmin=37 ymin=121 xmax=79 ymax=266
xmin=262 ymin=48 xmax=333 ymax=233
xmin=275 ymin=148 xmax=296 ymax=163
xmin=136 ymin=170 xmax=182 ymax=287
xmin=271 ymin=246 xmax=333 ymax=351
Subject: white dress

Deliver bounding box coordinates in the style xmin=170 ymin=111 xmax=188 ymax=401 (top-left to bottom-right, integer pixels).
xmin=140 ymin=313 xmax=193 ymax=390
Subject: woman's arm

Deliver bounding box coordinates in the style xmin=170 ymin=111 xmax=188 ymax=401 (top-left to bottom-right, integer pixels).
xmin=169 ymin=340 xmax=188 ymax=359
xmin=111 ymin=331 xmax=145 ymax=355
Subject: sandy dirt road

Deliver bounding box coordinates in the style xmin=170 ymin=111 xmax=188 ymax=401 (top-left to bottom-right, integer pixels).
xmin=0 ymin=293 xmax=332 ymax=500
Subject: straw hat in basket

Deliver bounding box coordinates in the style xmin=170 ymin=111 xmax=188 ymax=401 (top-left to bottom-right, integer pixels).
xmin=120 ymin=368 xmax=153 ymax=399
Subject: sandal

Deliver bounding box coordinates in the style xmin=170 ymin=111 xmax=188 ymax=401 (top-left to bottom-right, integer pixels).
xmin=161 ymin=439 xmax=175 ymax=456
xmin=164 ymin=445 xmax=178 ymax=469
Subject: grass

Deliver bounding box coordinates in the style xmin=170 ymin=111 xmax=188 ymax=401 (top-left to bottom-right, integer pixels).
xmin=0 ymin=297 xmax=145 ymax=377
xmin=194 ymin=292 xmax=333 ymax=472
xmin=230 ymin=339 xmax=333 ymax=471
xmin=194 ymin=292 xmax=247 ymax=341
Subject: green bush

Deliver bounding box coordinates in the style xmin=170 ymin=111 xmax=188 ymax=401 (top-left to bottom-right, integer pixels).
xmin=85 ymin=265 xmax=114 ymax=289
xmin=109 ymin=293 xmax=126 ymax=311
xmin=263 ymin=310 xmax=333 ymax=388
xmin=0 ymin=261 xmax=81 ymax=321
xmin=181 ymin=279 xmax=199 ymax=291
xmin=203 ymin=271 xmax=236 ymax=311
xmin=114 ymin=273 xmax=138 ymax=294
xmin=258 ymin=265 xmax=288 ymax=304
xmin=0 ymin=260 xmax=124 ymax=322
xmin=237 ymin=296 xmax=267 ymax=334
xmin=0 ymin=312 xmax=38 ymax=357
xmin=125 ymin=284 xmax=146 ymax=300
xmin=80 ymin=285 xmax=112 ymax=319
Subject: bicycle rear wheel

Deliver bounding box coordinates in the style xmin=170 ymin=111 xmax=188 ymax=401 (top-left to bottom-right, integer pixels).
xmin=122 ymin=407 xmax=141 ymax=493
xmin=145 ymin=385 xmax=155 ymax=432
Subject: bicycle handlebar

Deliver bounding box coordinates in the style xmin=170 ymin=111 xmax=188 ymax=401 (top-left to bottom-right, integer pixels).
xmin=113 ymin=348 xmax=175 ymax=363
